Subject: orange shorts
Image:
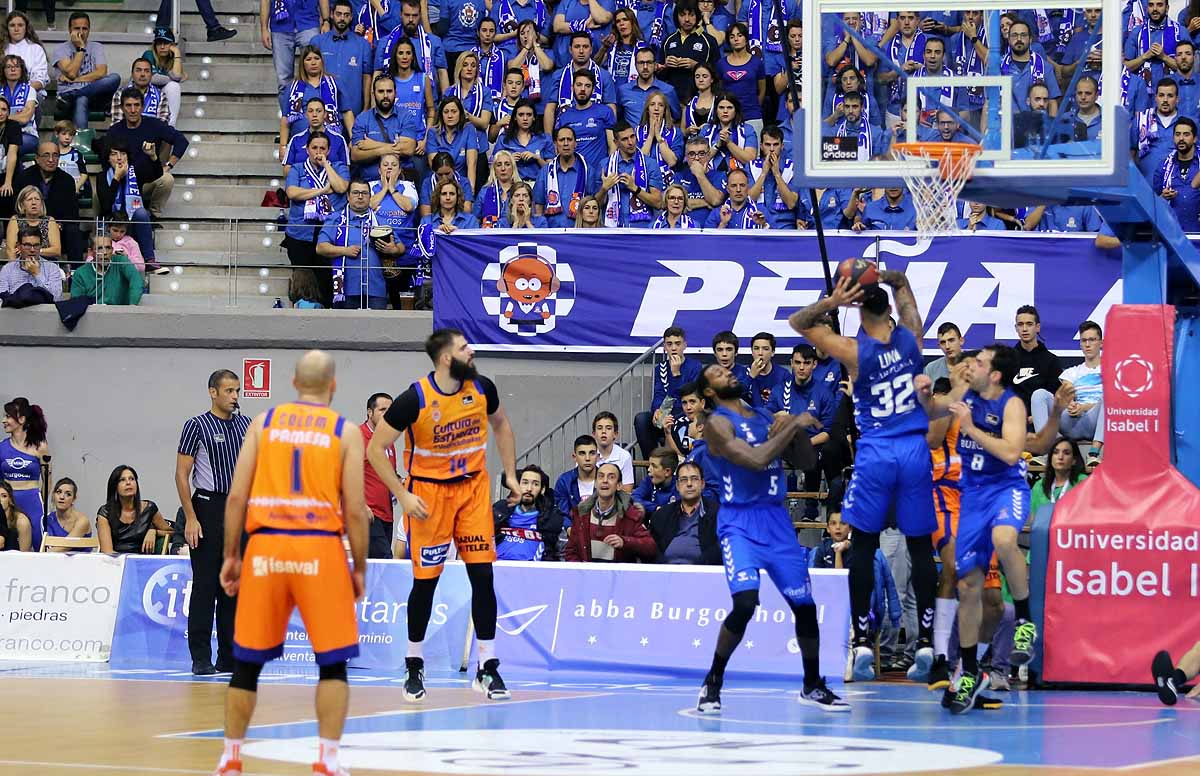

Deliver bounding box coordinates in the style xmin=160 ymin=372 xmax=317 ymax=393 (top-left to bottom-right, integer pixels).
xmin=932 ymin=484 xmax=1001 ymax=590
xmin=407 ymin=475 xmax=495 ymax=579
xmin=233 ymin=533 xmax=359 ymax=665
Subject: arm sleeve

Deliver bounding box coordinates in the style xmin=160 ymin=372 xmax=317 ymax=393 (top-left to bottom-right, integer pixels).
xmin=178 ymin=418 xmax=201 ymax=456
xmin=163 ymin=123 xmax=189 ymax=159
xmin=382 ymin=386 xmax=421 ymax=431
xmin=124 ymin=260 xmax=144 ymax=305
xmin=553 ymin=474 xmax=573 ymax=518
xmin=632 ymin=475 xmax=652 ymax=505
xmin=620 ymin=453 xmax=634 ymax=484
xmin=478 ymin=375 xmax=500 ymax=414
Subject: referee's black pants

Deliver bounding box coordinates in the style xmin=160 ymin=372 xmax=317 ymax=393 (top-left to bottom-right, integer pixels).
xmin=188 ymin=489 xmax=236 ymax=666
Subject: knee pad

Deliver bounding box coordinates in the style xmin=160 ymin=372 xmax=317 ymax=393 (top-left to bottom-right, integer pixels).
xmin=724 ymin=590 xmax=760 ymax=635
xmin=229 ymin=660 xmax=263 ymax=692
xmin=318 ymin=661 xmax=348 ymax=683
xmin=791 ymin=603 xmax=819 ymax=639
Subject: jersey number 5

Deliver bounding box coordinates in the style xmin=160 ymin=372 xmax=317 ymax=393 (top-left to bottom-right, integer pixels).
xmin=870 ymin=373 xmax=916 ymax=418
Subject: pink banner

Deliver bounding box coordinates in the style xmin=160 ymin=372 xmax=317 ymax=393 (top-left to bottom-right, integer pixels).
xmin=1044 ymin=305 xmax=1200 ymax=684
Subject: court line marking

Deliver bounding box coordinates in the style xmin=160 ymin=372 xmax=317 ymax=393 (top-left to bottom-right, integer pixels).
xmin=1116 ymin=753 xmax=1200 ymax=770
xmin=675 ymin=707 xmax=1177 ymax=731
xmin=0 ymin=760 xmax=293 ymax=776
xmin=160 ymin=690 xmax=612 ymax=738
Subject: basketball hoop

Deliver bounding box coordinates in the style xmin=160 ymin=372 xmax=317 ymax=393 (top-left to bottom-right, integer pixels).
xmin=891 ymin=142 xmax=983 ymax=236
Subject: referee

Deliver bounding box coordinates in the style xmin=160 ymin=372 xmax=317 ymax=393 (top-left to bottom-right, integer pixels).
xmin=176 ymin=369 xmax=251 ymax=676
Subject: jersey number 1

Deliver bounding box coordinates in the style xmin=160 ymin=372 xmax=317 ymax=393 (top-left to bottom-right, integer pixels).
xmin=291 ymin=448 xmax=303 ymax=493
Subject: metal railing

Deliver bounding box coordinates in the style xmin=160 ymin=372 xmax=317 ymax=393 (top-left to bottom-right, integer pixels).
xmin=515 ymin=339 xmax=663 ymax=476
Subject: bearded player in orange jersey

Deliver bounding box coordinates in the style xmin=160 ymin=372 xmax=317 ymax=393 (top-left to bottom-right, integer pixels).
xmin=367 ymin=328 xmax=520 ymax=704
xmin=214 ymin=350 xmax=369 ymax=776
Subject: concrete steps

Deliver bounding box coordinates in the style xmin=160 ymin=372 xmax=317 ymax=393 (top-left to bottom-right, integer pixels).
xmin=156 ymin=224 xmax=285 ymax=253
xmin=149 ymin=265 xmax=290 ymax=297
xmin=181 ymin=140 xmax=279 ymax=165
xmin=154 ymin=248 xmax=289 ymax=267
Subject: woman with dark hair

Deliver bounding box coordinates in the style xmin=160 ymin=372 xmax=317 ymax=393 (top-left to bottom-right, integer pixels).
xmin=704 ymin=92 xmax=758 ymax=168
xmin=142 ymin=28 xmax=186 ymax=128
xmin=287 ymin=267 xmax=324 ymax=309
xmin=0 ymin=481 xmax=32 ymax=551
xmin=419 ymin=150 xmax=476 ymax=216
xmin=1031 ymin=437 xmax=1087 ymax=514
xmin=3 ymin=12 xmax=47 ymax=95
xmin=1 ymin=397 xmax=48 ymax=551
xmin=507 ymin=20 xmax=552 ymax=104
xmin=682 ymin=62 xmax=718 ymax=134
xmin=96 ymin=465 xmax=170 ymax=554
xmin=0 ymin=95 xmax=19 ymax=220
xmin=44 ymin=477 xmax=92 ymax=546
xmin=388 ymin=37 xmax=435 ymax=130
xmin=595 ymin=7 xmax=645 ymax=83
xmin=494 ymin=97 xmax=552 ymax=179
xmin=425 ymin=95 xmax=483 ymax=191
xmin=718 ymin=22 xmax=766 ymax=134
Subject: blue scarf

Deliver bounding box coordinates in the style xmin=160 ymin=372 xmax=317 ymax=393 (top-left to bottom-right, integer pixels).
xmin=652 ymin=212 xmax=697 ymax=229
xmin=355 ymin=0 xmax=389 ymax=44
xmin=1126 ymin=0 xmax=1147 ymax=31
xmin=604 ymin=150 xmax=650 ymax=225
xmin=684 ymin=94 xmax=712 ymax=129
xmin=746 ymin=0 xmax=785 ymax=54
xmin=957 ymin=26 xmax=987 ymax=106
xmin=834 ymin=117 xmax=872 ymax=162
xmin=620 ymin=0 xmax=670 ymax=50
xmin=473 ymin=45 xmax=506 ymax=102
xmin=300 ymin=160 xmax=331 ymax=221
xmin=449 ymin=79 xmax=487 ymax=117
xmin=1160 ymin=150 xmax=1193 ymax=191
xmin=637 ymin=122 xmax=677 ymax=187
xmin=749 ymin=158 xmax=794 ymax=211
xmin=331 ymin=206 xmax=378 ymax=304
xmin=271 ymin=0 xmax=292 ymax=25
xmin=914 ymin=65 xmax=954 ymax=124
xmin=556 ymin=61 xmax=602 ymax=108
xmin=1 ymin=81 xmax=30 ymax=114
xmin=496 ymin=0 xmax=547 ymax=34
xmin=1000 ymin=51 xmax=1047 ymax=89
xmin=111 ymin=164 xmax=142 ymax=214
xmin=544 ymin=154 xmax=587 ymax=217
xmin=477 ymin=181 xmax=508 ymax=227
xmin=288 ymin=76 xmax=340 ymax=133
xmin=888 ymin=30 xmax=926 ymax=104
xmin=1137 ymin=19 xmax=1180 ymax=86
xmin=1136 ymin=108 xmax=1174 ymax=157
xmin=703 ymin=120 xmax=749 ymax=170
xmin=863 ymin=12 xmax=888 ymax=38
xmin=1054 ymin=10 xmax=1079 ymax=53
xmin=606 ymin=42 xmax=643 ymax=83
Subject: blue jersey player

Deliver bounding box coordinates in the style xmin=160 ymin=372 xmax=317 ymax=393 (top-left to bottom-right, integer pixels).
xmin=791 ymin=270 xmax=942 ymax=685
xmin=694 ymin=363 xmax=849 ymax=713
xmin=937 ymin=344 xmax=1065 ymax=713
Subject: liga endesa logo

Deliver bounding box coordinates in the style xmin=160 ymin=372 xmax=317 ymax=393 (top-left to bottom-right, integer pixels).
xmin=480 ymin=242 xmax=576 ymax=337
xmin=1113 ymin=354 xmax=1154 ymax=398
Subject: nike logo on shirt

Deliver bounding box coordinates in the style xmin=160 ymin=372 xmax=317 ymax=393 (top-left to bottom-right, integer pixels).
xmin=1013 ymin=368 xmax=1038 ymax=384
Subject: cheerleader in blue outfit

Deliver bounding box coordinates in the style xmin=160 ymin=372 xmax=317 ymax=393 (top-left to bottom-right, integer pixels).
xmin=1 ymin=397 xmax=48 ymax=550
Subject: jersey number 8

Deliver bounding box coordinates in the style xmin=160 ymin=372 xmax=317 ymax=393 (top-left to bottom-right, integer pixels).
xmin=870 ymin=373 xmax=916 ymax=418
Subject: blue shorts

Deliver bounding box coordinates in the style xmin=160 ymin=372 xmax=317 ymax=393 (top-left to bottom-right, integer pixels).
xmin=719 ymin=504 xmax=813 ymax=606
xmin=955 ymin=480 xmax=1030 ymax=577
xmin=842 ymin=434 xmax=937 ymax=537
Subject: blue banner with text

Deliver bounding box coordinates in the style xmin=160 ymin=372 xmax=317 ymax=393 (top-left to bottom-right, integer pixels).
xmin=433 ymin=230 xmax=1121 ymax=355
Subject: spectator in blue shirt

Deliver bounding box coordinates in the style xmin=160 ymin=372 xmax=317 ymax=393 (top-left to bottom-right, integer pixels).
xmin=595 ymin=120 xmax=663 ymax=227
xmin=1132 ymin=78 xmax=1182 ymax=180
xmin=956 ymin=201 xmax=1008 ymax=231
xmin=829 ymin=91 xmax=885 ymax=161
xmin=314 ymin=0 xmax=374 ymax=115
xmin=672 ymin=134 xmax=725 ymax=225
xmin=748 ymin=124 xmax=796 ymax=227
xmin=718 ymin=23 xmax=765 ymax=131
xmin=632 ymin=447 xmax=678 ymax=521
xmin=493 ymin=465 xmax=564 ymax=561
xmin=768 ymin=344 xmax=840 ymax=517
xmin=918 ymin=108 xmax=973 ymax=143
xmin=284 ymin=132 xmax=350 ymax=306
xmin=551 ymin=0 xmax=615 ymax=67
xmin=553 ymin=434 xmax=599 ymax=523
xmin=492 ymin=0 xmax=552 ymax=59
xmin=442 ymin=0 xmax=488 ymax=62
xmin=1154 ymin=117 xmax=1200 ymax=232
xmin=533 ymin=124 xmax=600 ymax=226
xmin=414 ymin=176 xmax=480 ymax=291
xmin=376 ymin=0 xmax=450 ymax=98
xmin=854 ymin=187 xmax=916 ymax=231
xmin=351 ymin=74 xmax=421 ymax=180
xmin=425 ymin=94 xmax=484 ymax=191
xmin=705 ymin=168 xmax=768 ymax=229
xmin=1124 ymin=0 xmax=1179 ymax=95
xmin=618 ymin=46 xmax=680 ymax=125
xmin=1002 ymin=20 xmax=1061 ymax=113
xmin=1030 ymin=202 xmax=1104 ymax=233
xmin=385 ymin=39 xmax=437 ymax=131
xmin=446 ymin=50 xmax=496 ymax=133
xmin=419 ymin=151 xmax=476 ymax=214
xmin=1061 ymin=76 xmax=1103 ymax=142
xmin=1173 ymin=41 xmax=1200 ymax=119
xmin=634 ymin=325 xmax=704 ymax=458
xmin=746 ymin=331 xmax=789 ymax=407
xmin=317 ymin=178 xmax=390 ymax=309
xmin=494 ymin=98 xmax=554 ymax=179
xmin=284 ymin=97 xmax=351 ymax=173
xmin=261 ymin=0 xmax=325 ymax=92
xmin=710 ymin=330 xmax=752 ymax=405
xmin=543 ymin=32 xmax=619 ymax=135
xmin=816 ymin=186 xmax=854 ymax=229
xmin=554 ymin=69 xmax=616 ymax=172
xmin=281 ymin=45 xmax=353 ymax=147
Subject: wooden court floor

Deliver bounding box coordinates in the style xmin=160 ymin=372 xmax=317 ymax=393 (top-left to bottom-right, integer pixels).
xmin=1 ymin=675 xmax=1196 ymax=776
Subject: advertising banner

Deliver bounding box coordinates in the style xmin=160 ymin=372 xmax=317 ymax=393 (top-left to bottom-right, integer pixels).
xmin=110 ymin=557 xmax=473 ymax=671
xmin=491 ymin=562 xmax=850 ymax=678
xmin=0 ymin=552 xmax=125 ymax=661
xmin=433 ymin=230 xmax=1120 ymax=355
xmin=1043 ymin=305 xmax=1200 ymax=683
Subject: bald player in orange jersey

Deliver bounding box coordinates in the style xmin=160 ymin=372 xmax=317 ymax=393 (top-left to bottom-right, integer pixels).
xmin=214 ymin=350 xmax=368 ymax=776
xmin=367 ymin=327 xmax=520 ymax=704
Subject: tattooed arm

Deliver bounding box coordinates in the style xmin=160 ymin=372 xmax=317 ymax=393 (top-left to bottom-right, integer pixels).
xmin=788 ymin=275 xmax=861 ymax=373
xmin=878 ymin=269 xmax=923 ymax=339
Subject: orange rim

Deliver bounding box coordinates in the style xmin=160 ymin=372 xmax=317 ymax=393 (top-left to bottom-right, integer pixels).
xmin=893 ymin=141 xmax=983 ymax=181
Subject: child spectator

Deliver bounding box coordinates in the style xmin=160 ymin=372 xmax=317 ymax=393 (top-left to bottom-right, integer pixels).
xmin=553 ymin=434 xmax=599 ymax=523
xmin=632 ymin=446 xmax=678 ymax=520
xmin=288 ymin=268 xmax=325 ymax=309
xmin=107 ymin=219 xmax=146 ymax=274
xmin=54 ymin=120 xmax=91 ymax=199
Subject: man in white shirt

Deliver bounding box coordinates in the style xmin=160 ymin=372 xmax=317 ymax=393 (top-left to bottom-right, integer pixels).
xmin=592 ymin=411 xmax=634 ymax=492
xmin=1032 ymin=320 xmax=1104 ymax=464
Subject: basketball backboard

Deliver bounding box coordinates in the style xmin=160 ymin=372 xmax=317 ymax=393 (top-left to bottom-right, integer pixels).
xmin=794 ymin=1 xmax=1129 ymax=205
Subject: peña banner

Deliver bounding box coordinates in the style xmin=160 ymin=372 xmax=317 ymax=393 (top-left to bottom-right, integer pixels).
xmin=1042 ymin=305 xmax=1200 ymax=684
xmin=433 ymin=230 xmax=1122 ymax=355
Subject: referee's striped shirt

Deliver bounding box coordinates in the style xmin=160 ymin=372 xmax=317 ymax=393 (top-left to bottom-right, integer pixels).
xmin=178 ymin=411 xmax=252 ymax=494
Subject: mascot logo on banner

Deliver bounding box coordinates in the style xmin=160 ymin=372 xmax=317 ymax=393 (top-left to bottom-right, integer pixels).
xmin=481 ymin=242 xmax=576 ymax=337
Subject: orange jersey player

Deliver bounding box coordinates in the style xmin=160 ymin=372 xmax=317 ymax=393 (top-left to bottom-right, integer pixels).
xmin=215 ymin=350 xmax=368 ymax=776
xmin=366 ymin=327 xmax=520 ymax=704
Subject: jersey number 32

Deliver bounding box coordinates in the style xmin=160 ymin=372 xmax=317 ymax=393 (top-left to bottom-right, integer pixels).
xmin=870 ymin=373 xmax=916 ymax=418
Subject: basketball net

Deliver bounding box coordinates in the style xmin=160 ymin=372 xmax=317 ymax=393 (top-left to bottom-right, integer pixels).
xmin=892 ymin=142 xmax=983 ymax=236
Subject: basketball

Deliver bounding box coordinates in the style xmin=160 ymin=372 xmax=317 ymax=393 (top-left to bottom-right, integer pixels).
xmin=836 ymin=258 xmax=880 ymax=288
